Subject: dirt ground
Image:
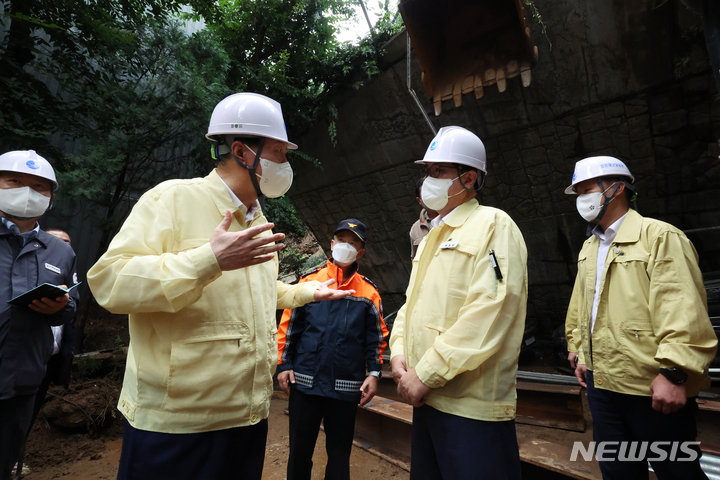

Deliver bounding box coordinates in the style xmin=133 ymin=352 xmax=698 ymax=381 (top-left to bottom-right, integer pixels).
xmin=22 ymin=394 xmax=409 ymax=480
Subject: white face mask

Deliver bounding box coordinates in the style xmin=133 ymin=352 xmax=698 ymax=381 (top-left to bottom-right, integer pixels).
xmin=421 ymin=176 xmax=464 ymax=211
xmin=576 ymin=183 xmax=616 ymax=222
xmin=246 ymin=146 xmax=293 ymax=198
xmin=0 ymin=186 xmax=51 ymax=219
xmin=332 ymin=242 xmax=358 ymax=266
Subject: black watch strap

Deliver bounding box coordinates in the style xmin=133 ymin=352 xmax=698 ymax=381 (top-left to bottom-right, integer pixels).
xmin=660 ymin=367 xmax=688 ymax=385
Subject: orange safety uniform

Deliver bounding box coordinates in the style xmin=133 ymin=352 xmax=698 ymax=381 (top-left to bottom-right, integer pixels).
xmin=278 ymin=261 xmax=387 ymax=402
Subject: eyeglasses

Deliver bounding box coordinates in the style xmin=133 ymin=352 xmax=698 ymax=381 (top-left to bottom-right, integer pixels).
xmin=423 ymin=164 xmax=459 ymax=179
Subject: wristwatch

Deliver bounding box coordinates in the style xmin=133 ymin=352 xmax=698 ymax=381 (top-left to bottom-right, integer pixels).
xmin=369 ymin=371 xmax=382 ymax=379
xmin=659 ymin=367 xmax=688 ymax=385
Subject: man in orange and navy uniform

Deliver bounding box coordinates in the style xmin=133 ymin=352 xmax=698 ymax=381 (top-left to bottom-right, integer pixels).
xmin=277 ymin=218 xmax=387 ymax=480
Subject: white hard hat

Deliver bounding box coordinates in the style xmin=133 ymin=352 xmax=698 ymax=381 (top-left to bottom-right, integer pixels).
xmin=0 ymin=150 xmax=58 ymax=189
xmin=565 ymin=156 xmax=634 ymax=194
xmin=206 ymin=93 xmax=297 ymax=150
xmin=415 ymin=126 xmax=487 ymax=173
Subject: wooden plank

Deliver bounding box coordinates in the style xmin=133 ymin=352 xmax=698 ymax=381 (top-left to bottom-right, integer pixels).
xmin=355 ymin=402 xmax=413 ymax=458
xmin=517 ymin=433 xmax=602 ymax=480
xmin=701 ymin=443 xmax=720 ymax=456
xmin=518 ymin=381 xmax=582 ymax=395
xmin=357 ymin=396 xmax=597 ymax=479
xmin=516 ymin=381 xmax=586 ymax=432
xmin=360 ymin=397 xmax=413 ymax=425
xmin=698 ymin=399 xmax=720 ymax=413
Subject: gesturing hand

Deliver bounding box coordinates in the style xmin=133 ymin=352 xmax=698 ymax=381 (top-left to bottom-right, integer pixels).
xmin=313 ymin=279 xmax=355 ymax=301
xmin=210 ymin=210 xmax=285 ymax=271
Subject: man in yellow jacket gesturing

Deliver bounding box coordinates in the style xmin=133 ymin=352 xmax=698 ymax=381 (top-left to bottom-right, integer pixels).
xmin=88 ymin=93 xmax=351 ymax=480
xmin=390 ymin=126 xmax=528 ymax=480
xmin=565 ymin=156 xmax=717 ymax=480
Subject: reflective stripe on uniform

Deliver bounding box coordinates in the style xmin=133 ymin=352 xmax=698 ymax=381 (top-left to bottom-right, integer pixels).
xmin=335 ymin=379 xmax=363 ymax=392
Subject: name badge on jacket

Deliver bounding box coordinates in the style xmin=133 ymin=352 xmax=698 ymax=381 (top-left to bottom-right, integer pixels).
xmin=45 ymin=263 xmax=61 ymax=274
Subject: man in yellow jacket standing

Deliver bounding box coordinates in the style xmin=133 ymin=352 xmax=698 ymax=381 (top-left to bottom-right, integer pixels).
xmin=88 ymin=93 xmax=351 ymax=480
xmin=390 ymin=126 xmax=528 ymax=480
xmin=565 ymin=156 xmax=717 ymax=479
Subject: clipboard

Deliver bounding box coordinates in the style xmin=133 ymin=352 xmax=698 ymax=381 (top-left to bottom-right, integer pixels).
xmin=7 ymin=282 xmax=81 ymax=307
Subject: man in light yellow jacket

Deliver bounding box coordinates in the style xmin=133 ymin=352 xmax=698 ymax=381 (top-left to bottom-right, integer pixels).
xmin=565 ymin=156 xmax=717 ymax=480
xmin=390 ymin=127 xmax=528 ymax=480
xmin=88 ymin=93 xmax=351 ymax=480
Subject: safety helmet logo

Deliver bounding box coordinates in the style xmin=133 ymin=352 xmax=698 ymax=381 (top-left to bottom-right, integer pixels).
xmin=26 ymin=160 xmax=39 ymax=170
xmin=430 ymin=141 xmax=437 ymax=151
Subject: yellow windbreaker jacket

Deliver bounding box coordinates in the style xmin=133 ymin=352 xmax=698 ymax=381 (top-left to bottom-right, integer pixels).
xmin=88 ymin=170 xmax=318 ymax=433
xmin=565 ymin=209 xmax=717 ymax=397
xmin=390 ymin=199 xmax=528 ymax=421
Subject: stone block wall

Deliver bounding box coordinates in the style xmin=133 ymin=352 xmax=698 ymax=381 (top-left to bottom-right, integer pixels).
xmin=288 ymin=0 xmax=720 ymax=337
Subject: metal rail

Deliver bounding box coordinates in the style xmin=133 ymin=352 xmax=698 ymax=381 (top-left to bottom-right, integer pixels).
xmin=406 ymin=33 xmax=437 ymax=135
xmin=518 ymin=370 xmax=720 ymax=399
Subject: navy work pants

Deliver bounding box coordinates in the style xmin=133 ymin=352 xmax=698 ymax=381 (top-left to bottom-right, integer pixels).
xmin=0 ymin=394 xmax=35 ymax=480
xmin=586 ymin=370 xmax=707 ymax=480
xmin=287 ymin=388 xmax=358 ymax=480
xmin=409 ymin=404 xmax=521 ymax=480
xmin=117 ymin=418 xmax=268 ymax=480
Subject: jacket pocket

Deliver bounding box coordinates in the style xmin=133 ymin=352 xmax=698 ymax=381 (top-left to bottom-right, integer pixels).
xmin=620 ymin=321 xmax=658 ymax=380
xmin=412 ymin=319 xmax=446 ymax=359
xmin=165 ymin=333 xmax=252 ymax=412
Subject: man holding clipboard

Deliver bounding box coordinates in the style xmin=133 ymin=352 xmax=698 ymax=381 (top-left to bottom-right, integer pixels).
xmin=0 ymin=150 xmax=79 ymax=480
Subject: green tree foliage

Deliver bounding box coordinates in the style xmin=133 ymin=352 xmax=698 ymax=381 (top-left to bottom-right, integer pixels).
xmin=0 ymin=0 xmax=185 ymax=152
xmin=264 ymin=196 xmax=307 ymax=237
xmin=57 ymin=23 xmax=230 ymax=259
xmin=185 ymin=0 xmax=403 ymax=139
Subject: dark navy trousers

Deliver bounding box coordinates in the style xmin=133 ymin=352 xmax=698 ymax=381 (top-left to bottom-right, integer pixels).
xmin=409 ymin=404 xmax=521 ymax=480
xmin=287 ymin=388 xmax=358 ymax=480
xmin=586 ymin=370 xmax=707 ymax=480
xmin=0 ymin=394 xmax=35 ymax=480
xmin=117 ymin=419 xmax=268 ymax=480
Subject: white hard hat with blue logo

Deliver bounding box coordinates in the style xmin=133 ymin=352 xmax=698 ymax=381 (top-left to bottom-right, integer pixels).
xmin=206 ymin=92 xmax=298 ymax=150
xmin=0 ymin=150 xmax=58 ymax=189
xmin=416 ymin=126 xmax=487 ymax=173
xmin=565 ymin=156 xmax=634 ymax=194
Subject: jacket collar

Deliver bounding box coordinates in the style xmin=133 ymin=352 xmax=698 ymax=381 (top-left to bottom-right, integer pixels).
xmin=613 ymin=208 xmax=642 ymax=244
xmin=326 ymin=259 xmax=359 ymax=287
xmin=443 ymin=198 xmax=480 ymax=228
xmin=205 ymin=169 xmax=244 ymax=216
xmin=0 ymin=216 xmax=44 ymax=245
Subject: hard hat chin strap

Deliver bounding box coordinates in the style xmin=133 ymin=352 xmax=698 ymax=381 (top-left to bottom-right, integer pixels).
xmin=230 ymin=138 xmax=267 ymax=212
xmin=591 ymin=179 xmax=621 ymax=226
